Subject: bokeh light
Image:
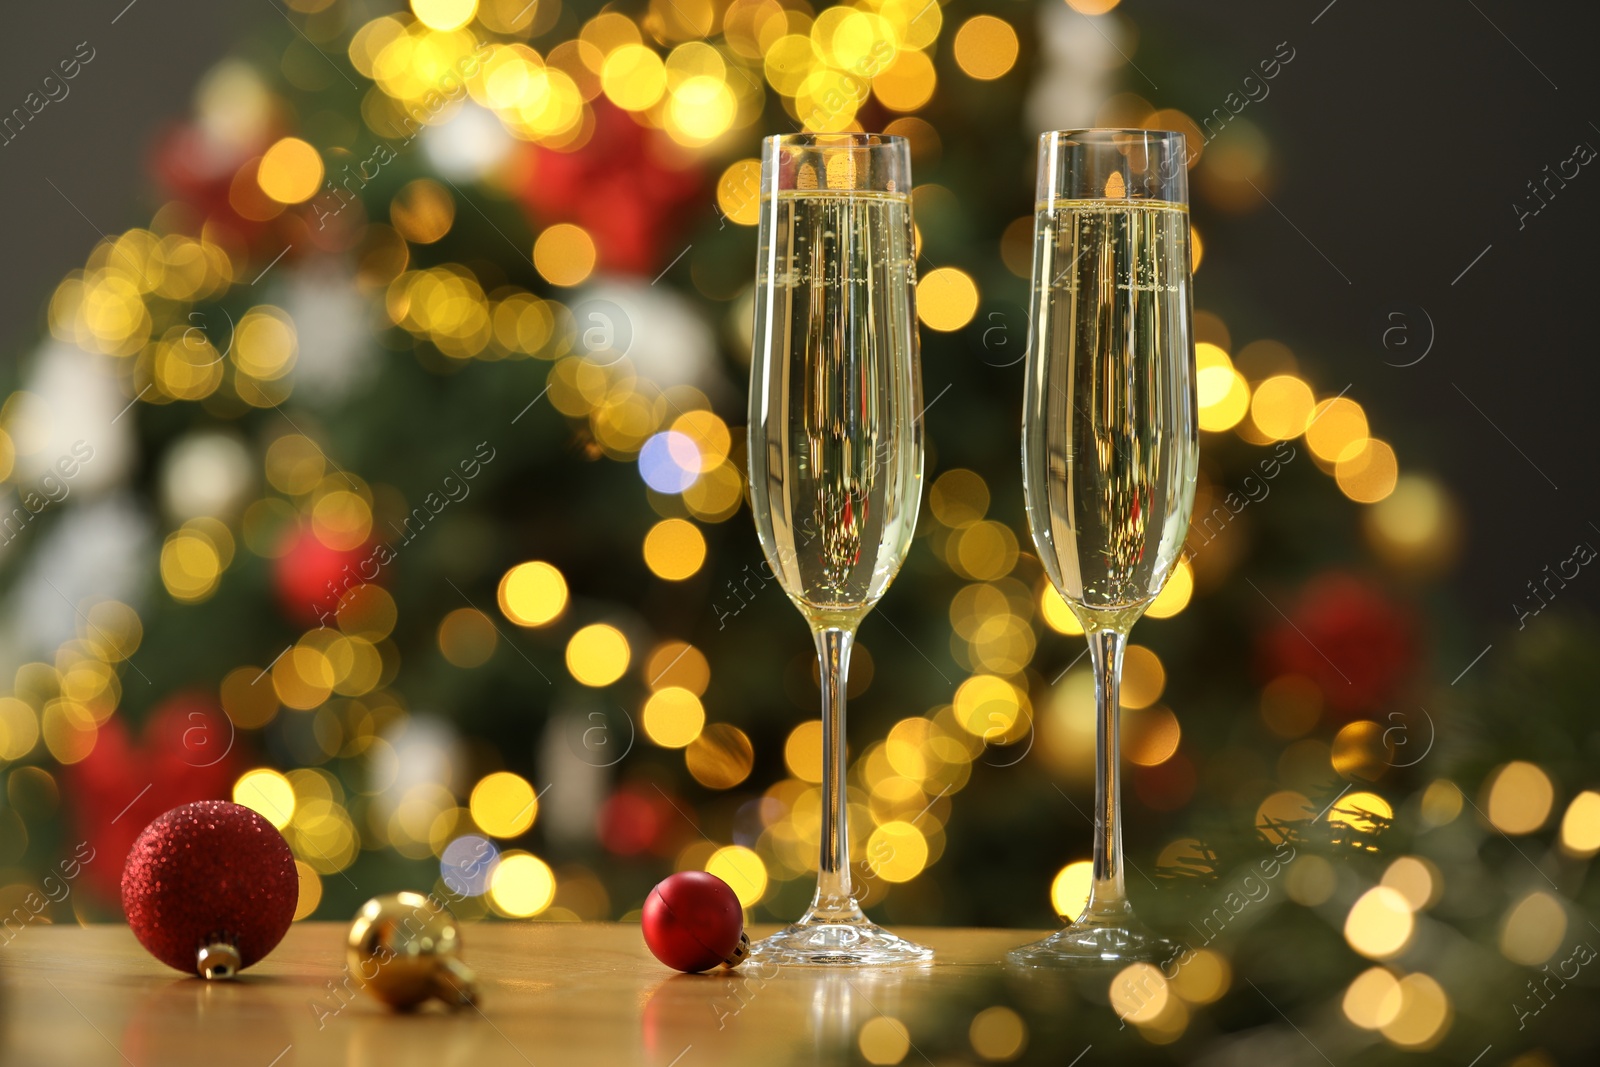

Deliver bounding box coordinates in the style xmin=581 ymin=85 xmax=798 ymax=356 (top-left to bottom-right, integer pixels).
xmin=1420 ymin=779 xmax=1464 ymax=827
xmin=686 ymin=723 xmax=753 ymax=789
xmin=643 ymin=518 xmax=707 ymax=580
xmin=293 ymin=860 xmax=322 ymax=921
xmin=1305 ymin=397 xmax=1368 ymax=462
xmin=1364 ymin=474 xmax=1459 ymax=572
xmin=1109 ymin=963 xmax=1169 ymax=1024
xmin=638 ymin=431 xmax=701 ymax=493
xmin=412 ymin=0 xmax=477 ymax=33
xmin=499 ymin=561 xmax=568 ymax=627
xmin=1051 ymin=859 xmax=1092 ymax=919
xmin=858 ymin=1016 xmax=911 ymax=1066
xmin=717 ymin=159 xmax=762 ymax=226
xmin=1256 ymin=789 xmax=1309 ymax=845
xmin=1499 ymin=890 xmax=1567 ymax=966
xmin=670 ymin=411 xmax=730 ymax=473
xmin=1144 ymin=559 xmax=1193 ymax=619
xmin=489 ymin=851 xmax=556 ymax=917
xmin=952 ymin=16 xmax=1019 ymax=81
xmin=438 ymin=607 xmax=498 ymax=668
xmin=234 ymin=768 xmax=295 ymax=828
xmin=1560 ymin=790 xmax=1600 ymax=856
xmin=1286 ymin=854 xmax=1337 ymax=906
xmin=233 ymin=308 xmax=298 ymax=381
xmin=1484 ymin=760 xmax=1554 ymax=834
xmin=1343 ymin=967 xmax=1402 ymax=1030
xmin=533 ymin=224 xmax=597 ymax=287
xmin=784 ymin=720 xmax=823 ymax=783
xmin=930 ymin=468 xmax=990 ymax=527
xmin=1381 ymin=973 xmax=1452 ymax=1049
xmin=642 ymin=687 xmax=705 ymax=748
xmin=917 ymin=268 xmax=979 ymax=331
xmin=1331 ymin=720 xmax=1389 ymax=782
xmin=257 ymin=137 xmax=323 ymax=203
xmin=602 ymin=44 xmax=667 ymax=111
xmin=866 ymin=820 xmax=929 ymax=882
xmin=873 ymin=50 xmax=936 ymax=112
xmin=1329 ymin=791 xmax=1394 ymax=835
xmin=0 ymin=699 xmax=41 ymax=762
xmin=1196 ymin=343 xmax=1250 ymax=432
xmin=471 ymin=771 xmax=538 ymax=838
xmin=1172 ymin=950 xmax=1230 ymax=1005
xmin=390 ymin=179 xmax=456 ymax=244
xmin=1040 ymin=585 xmax=1085 ymax=635
xmin=441 ymin=834 xmax=499 ymax=897
xmin=969 ymin=1005 xmax=1027 ymax=1061
xmin=1345 ymin=886 xmax=1414 ymax=959
xmin=1249 ymin=375 xmax=1314 ymax=440
xmin=1336 ymin=439 xmax=1398 ymax=503
xmin=705 ymin=844 xmax=767 ymax=907
xmin=160 ymin=528 xmax=224 ymax=603
xmin=566 ymin=624 xmax=631 ymax=687
xmin=645 ymin=640 xmax=710 ymax=694
xmin=1381 ymin=856 xmax=1439 ymax=911
xmin=1119 ymin=646 xmax=1165 ymax=709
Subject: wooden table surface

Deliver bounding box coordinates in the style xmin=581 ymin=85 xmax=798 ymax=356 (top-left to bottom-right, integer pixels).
xmin=0 ymin=923 xmax=1075 ymax=1067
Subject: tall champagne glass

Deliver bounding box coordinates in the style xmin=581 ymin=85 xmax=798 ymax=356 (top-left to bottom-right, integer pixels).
xmin=747 ymin=133 xmax=931 ymax=965
xmin=1009 ymin=130 xmax=1199 ymax=966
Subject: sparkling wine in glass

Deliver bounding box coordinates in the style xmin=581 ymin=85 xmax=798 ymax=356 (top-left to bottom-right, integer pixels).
xmin=1009 ymin=129 xmax=1199 ymax=966
xmin=746 ymin=133 xmax=931 ymax=966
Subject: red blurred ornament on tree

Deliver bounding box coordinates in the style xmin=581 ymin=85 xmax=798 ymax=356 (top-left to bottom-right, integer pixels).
xmin=520 ymin=100 xmax=703 ymax=277
xmin=1259 ymin=573 xmax=1417 ymax=717
xmin=598 ymin=790 xmax=661 ymax=856
xmin=122 ymin=800 xmax=298 ymax=977
xmin=149 ymin=122 xmax=254 ymax=225
xmin=68 ymin=695 xmax=241 ymax=901
xmin=642 ymin=871 xmax=749 ymax=973
xmin=1135 ymin=753 xmax=1197 ymax=812
xmin=273 ymin=526 xmax=375 ymax=626
xmin=598 ymin=783 xmax=696 ymax=859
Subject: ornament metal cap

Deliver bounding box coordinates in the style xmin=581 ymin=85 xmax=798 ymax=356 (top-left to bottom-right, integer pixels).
xmin=196 ymin=942 xmax=241 ymax=980
xmin=429 ymin=958 xmax=479 ymax=1006
xmin=722 ymin=931 xmax=751 ymax=969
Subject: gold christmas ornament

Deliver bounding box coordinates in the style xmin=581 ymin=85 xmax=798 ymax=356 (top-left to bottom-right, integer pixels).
xmin=346 ymin=892 xmax=478 ymax=1010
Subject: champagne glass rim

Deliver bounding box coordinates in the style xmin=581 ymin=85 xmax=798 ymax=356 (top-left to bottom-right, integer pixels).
xmin=1041 ymin=128 xmax=1187 ymax=145
xmin=764 ymin=132 xmax=907 ymax=149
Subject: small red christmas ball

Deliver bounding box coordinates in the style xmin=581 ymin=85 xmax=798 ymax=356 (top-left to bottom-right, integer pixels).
xmin=642 ymin=871 xmax=748 ymax=973
xmin=122 ymin=800 xmax=298 ymax=977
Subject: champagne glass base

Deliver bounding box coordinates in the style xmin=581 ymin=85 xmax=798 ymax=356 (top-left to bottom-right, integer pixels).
xmin=1005 ymin=920 xmax=1177 ymax=969
xmin=751 ymin=909 xmax=933 ymax=966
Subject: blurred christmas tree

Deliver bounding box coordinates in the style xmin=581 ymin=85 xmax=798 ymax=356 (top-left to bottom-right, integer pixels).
xmin=0 ymin=0 xmax=1595 ymax=1061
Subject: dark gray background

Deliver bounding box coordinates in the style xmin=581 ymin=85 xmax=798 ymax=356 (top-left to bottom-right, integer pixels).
xmin=1139 ymin=0 xmax=1600 ymax=631
xmin=1 ymin=1 xmax=1594 ymax=631
xmin=0 ymin=1 xmax=235 ymax=356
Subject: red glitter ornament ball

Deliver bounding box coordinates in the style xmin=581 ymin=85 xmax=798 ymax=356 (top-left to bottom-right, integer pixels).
xmin=121 ymin=800 xmax=298 ymax=976
xmin=642 ymin=871 xmax=748 ymax=973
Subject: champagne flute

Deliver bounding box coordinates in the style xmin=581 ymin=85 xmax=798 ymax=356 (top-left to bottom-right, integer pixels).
xmin=746 ymin=133 xmax=931 ymax=966
xmin=1009 ymin=130 xmax=1199 ymax=966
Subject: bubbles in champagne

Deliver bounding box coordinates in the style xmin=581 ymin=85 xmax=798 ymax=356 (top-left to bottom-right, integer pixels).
xmin=1022 ymin=200 xmax=1198 ymax=630
xmin=749 ymin=191 xmax=923 ymax=630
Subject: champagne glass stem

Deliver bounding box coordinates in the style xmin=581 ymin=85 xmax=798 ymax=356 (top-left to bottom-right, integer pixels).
xmin=814 ymin=626 xmax=855 ymax=914
xmin=1087 ymin=627 xmax=1131 ymax=921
